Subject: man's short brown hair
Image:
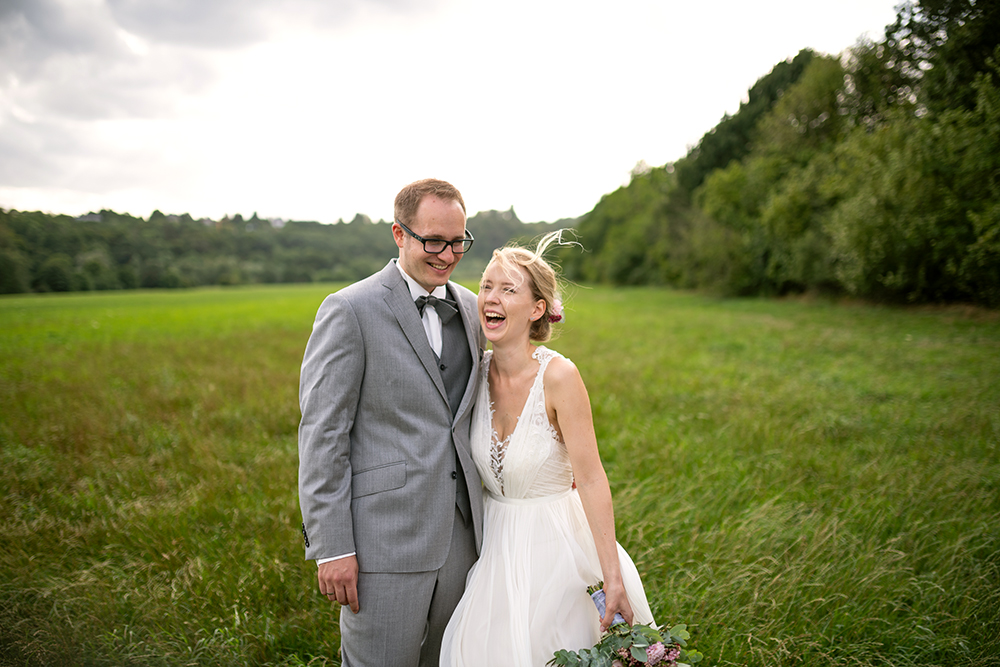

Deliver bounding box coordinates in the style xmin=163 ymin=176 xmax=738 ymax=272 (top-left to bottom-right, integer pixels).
xmin=394 ymin=178 xmax=466 ymax=227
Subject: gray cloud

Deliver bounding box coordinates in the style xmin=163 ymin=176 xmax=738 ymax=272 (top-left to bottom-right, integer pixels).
xmin=106 ymin=0 xmax=271 ymax=49
xmin=0 ymin=0 xmax=240 ymax=122
xmin=0 ymin=109 xmax=195 ymax=199
xmin=0 ymin=116 xmax=75 ymax=188
xmin=28 ymin=45 xmax=215 ymax=120
xmin=0 ymin=0 xmax=449 ymax=196
xmin=0 ymin=0 xmax=119 ymax=58
xmin=0 ymin=0 xmax=121 ymax=87
xmin=103 ymin=0 xmax=437 ymax=47
xmin=0 ymin=0 xmax=436 ymax=117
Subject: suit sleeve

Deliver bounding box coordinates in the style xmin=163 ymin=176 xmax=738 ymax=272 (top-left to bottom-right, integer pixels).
xmin=298 ymin=292 xmax=364 ymax=561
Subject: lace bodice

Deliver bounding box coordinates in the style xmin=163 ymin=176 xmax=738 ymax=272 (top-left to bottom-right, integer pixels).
xmin=471 ymin=346 xmax=574 ymax=499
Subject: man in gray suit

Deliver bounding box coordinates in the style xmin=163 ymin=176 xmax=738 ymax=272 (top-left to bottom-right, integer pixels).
xmin=298 ymin=178 xmax=485 ymax=666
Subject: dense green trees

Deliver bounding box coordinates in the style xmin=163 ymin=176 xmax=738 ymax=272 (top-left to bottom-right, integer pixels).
xmin=0 ymin=207 xmax=550 ymax=294
xmin=825 ymin=66 xmax=1000 ymax=303
xmin=565 ymin=0 xmax=1000 ymax=306
xmin=885 ymin=0 xmax=1000 ymax=114
xmin=674 ymin=49 xmax=815 ymax=195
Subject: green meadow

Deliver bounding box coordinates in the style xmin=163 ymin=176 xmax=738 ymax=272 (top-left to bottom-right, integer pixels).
xmin=1 ymin=284 xmax=998 ymax=666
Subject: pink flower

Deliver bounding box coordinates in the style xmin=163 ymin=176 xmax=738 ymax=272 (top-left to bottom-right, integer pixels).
xmin=666 ymin=646 xmax=681 ymax=661
xmin=646 ymin=642 xmax=667 ymax=664
xmin=548 ymin=297 xmax=564 ymax=323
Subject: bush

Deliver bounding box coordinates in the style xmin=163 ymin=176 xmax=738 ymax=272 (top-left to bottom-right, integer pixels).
xmin=0 ymin=250 xmax=30 ymax=294
xmin=37 ymin=254 xmax=74 ymax=292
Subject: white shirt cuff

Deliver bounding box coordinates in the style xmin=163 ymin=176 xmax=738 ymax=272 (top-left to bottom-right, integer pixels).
xmin=317 ymin=552 xmax=356 ymax=566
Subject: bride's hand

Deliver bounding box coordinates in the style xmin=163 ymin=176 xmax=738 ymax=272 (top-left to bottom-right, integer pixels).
xmin=600 ymin=581 xmax=634 ymax=632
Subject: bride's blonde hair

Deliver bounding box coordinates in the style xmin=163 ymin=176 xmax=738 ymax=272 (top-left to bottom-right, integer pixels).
xmin=483 ymin=229 xmax=573 ymax=343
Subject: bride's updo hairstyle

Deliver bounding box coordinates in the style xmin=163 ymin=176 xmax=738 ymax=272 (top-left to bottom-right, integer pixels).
xmin=485 ymin=230 xmax=571 ymax=343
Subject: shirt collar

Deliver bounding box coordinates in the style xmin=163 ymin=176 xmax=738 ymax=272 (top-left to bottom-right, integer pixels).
xmin=395 ymin=260 xmax=448 ymax=301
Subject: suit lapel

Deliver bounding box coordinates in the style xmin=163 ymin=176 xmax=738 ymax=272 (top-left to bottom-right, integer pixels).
xmin=451 ymin=282 xmax=482 ymax=426
xmin=381 ymin=262 xmax=449 ymax=405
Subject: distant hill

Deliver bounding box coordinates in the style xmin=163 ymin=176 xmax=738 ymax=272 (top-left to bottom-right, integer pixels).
xmin=0 ymin=206 xmax=576 ymax=294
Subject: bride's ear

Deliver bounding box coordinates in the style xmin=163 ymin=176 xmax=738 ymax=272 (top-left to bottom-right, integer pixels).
xmin=530 ymin=299 xmax=546 ymax=322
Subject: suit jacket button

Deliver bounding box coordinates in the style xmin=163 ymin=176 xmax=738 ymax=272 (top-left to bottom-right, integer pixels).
xmin=451 ymin=471 xmax=458 ymax=479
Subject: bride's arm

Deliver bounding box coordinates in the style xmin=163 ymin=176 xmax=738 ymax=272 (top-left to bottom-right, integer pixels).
xmin=546 ymin=357 xmax=635 ymax=631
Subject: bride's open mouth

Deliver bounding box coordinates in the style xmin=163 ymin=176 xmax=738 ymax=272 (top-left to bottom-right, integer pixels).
xmin=484 ymin=310 xmax=506 ymax=327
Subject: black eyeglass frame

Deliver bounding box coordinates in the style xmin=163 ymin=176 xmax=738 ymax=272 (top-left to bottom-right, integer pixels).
xmin=394 ymin=219 xmax=474 ymax=254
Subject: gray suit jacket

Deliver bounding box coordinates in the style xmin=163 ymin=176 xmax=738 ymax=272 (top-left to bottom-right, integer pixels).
xmin=298 ymin=260 xmax=485 ymax=573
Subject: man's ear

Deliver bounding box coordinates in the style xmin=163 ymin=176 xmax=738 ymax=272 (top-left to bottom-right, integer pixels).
xmin=392 ymin=222 xmax=406 ymax=249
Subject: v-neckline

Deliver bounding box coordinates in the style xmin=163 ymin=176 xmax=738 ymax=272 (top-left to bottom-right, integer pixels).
xmin=487 ymin=350 xmax=542 ymax=445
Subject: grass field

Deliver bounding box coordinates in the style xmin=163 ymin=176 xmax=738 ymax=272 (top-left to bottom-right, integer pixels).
xmin=1 ymin=284 xmax=998 ymax=666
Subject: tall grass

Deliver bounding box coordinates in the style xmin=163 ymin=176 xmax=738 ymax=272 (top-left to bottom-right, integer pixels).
xmin=1 ymin=285 xmax=998 ymax=666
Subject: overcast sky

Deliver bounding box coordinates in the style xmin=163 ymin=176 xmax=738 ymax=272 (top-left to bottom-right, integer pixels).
xmin=0 ymin=0 xmax=901 ymax=224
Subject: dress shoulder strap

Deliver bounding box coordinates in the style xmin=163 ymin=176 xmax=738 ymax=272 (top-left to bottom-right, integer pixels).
xmin=530 ymin=345 xmax=564 ymax=384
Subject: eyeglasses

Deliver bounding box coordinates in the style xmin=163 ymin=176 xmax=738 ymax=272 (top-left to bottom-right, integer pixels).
xmin=395 ymin=219 xmax=474 ymax=254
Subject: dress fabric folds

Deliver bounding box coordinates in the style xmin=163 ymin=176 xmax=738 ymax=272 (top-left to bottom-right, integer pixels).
xmin=441 ymin=347 xmax=654 ymax=667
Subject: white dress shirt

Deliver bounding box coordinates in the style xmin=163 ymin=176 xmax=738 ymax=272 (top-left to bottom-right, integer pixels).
xmin=396 ymin=260 xmax=448 ymax=357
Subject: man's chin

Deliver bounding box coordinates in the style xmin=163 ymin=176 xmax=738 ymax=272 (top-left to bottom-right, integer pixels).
xmin=426 ymin=265 xmax=456 ymax=283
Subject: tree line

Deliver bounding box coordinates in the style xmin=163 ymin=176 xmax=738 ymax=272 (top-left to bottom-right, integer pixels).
xmin=4 ymin=1 xmax=997 ymax=306
xmin=0 ymin=206 xmax=564 ymax=294
xmin=561 ymin=0 xmax=1000 ymax=307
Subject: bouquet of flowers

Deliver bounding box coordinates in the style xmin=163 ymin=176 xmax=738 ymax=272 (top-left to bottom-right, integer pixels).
xmin=547 ymin=583 xmax=703 ymax=667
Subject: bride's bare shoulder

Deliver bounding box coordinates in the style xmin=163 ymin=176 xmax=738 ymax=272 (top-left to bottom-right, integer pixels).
xmin=542 ymin=353 xmax=585 ymax=394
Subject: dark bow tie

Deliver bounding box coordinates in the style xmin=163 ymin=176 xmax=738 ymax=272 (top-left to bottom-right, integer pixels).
xmin=415 ymin=294 xmax=458 ymax=323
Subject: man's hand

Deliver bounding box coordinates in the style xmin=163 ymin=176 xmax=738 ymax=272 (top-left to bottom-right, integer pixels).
xmin=318 ymin=556 xmax=360 ymax=613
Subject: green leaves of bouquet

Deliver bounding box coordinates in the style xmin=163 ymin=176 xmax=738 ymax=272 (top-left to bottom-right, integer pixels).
xmin=548 ymin=623 xmax=702 ymax=667
xmin=548 ymin=583 xmax=703 ymax=667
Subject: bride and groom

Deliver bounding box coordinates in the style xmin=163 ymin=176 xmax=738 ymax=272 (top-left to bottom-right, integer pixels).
xmin=298 ymin=179 xmax=653 ymax=667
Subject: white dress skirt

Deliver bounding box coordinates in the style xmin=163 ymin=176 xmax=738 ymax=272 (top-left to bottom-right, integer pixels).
xmin=440 ymin=347 xmax=654 ymax=667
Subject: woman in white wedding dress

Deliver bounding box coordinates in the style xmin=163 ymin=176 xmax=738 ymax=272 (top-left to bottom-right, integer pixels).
xmin=440 ymin=233 xmax=654 ymax=666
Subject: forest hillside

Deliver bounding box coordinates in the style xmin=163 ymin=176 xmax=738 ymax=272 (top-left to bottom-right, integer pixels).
xmin=562 ymin=0 xmax=1000 ymax=307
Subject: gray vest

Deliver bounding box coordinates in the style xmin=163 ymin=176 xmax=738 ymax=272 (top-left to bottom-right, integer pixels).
xmin=437 ymin=289 xmax=474 ymax=418
xmin=438 ymin=286 xmax=474 ymax=524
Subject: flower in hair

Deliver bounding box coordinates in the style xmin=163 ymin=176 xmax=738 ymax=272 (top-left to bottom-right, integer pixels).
xmin=548 ymin=298 xmax=564 ymax=324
